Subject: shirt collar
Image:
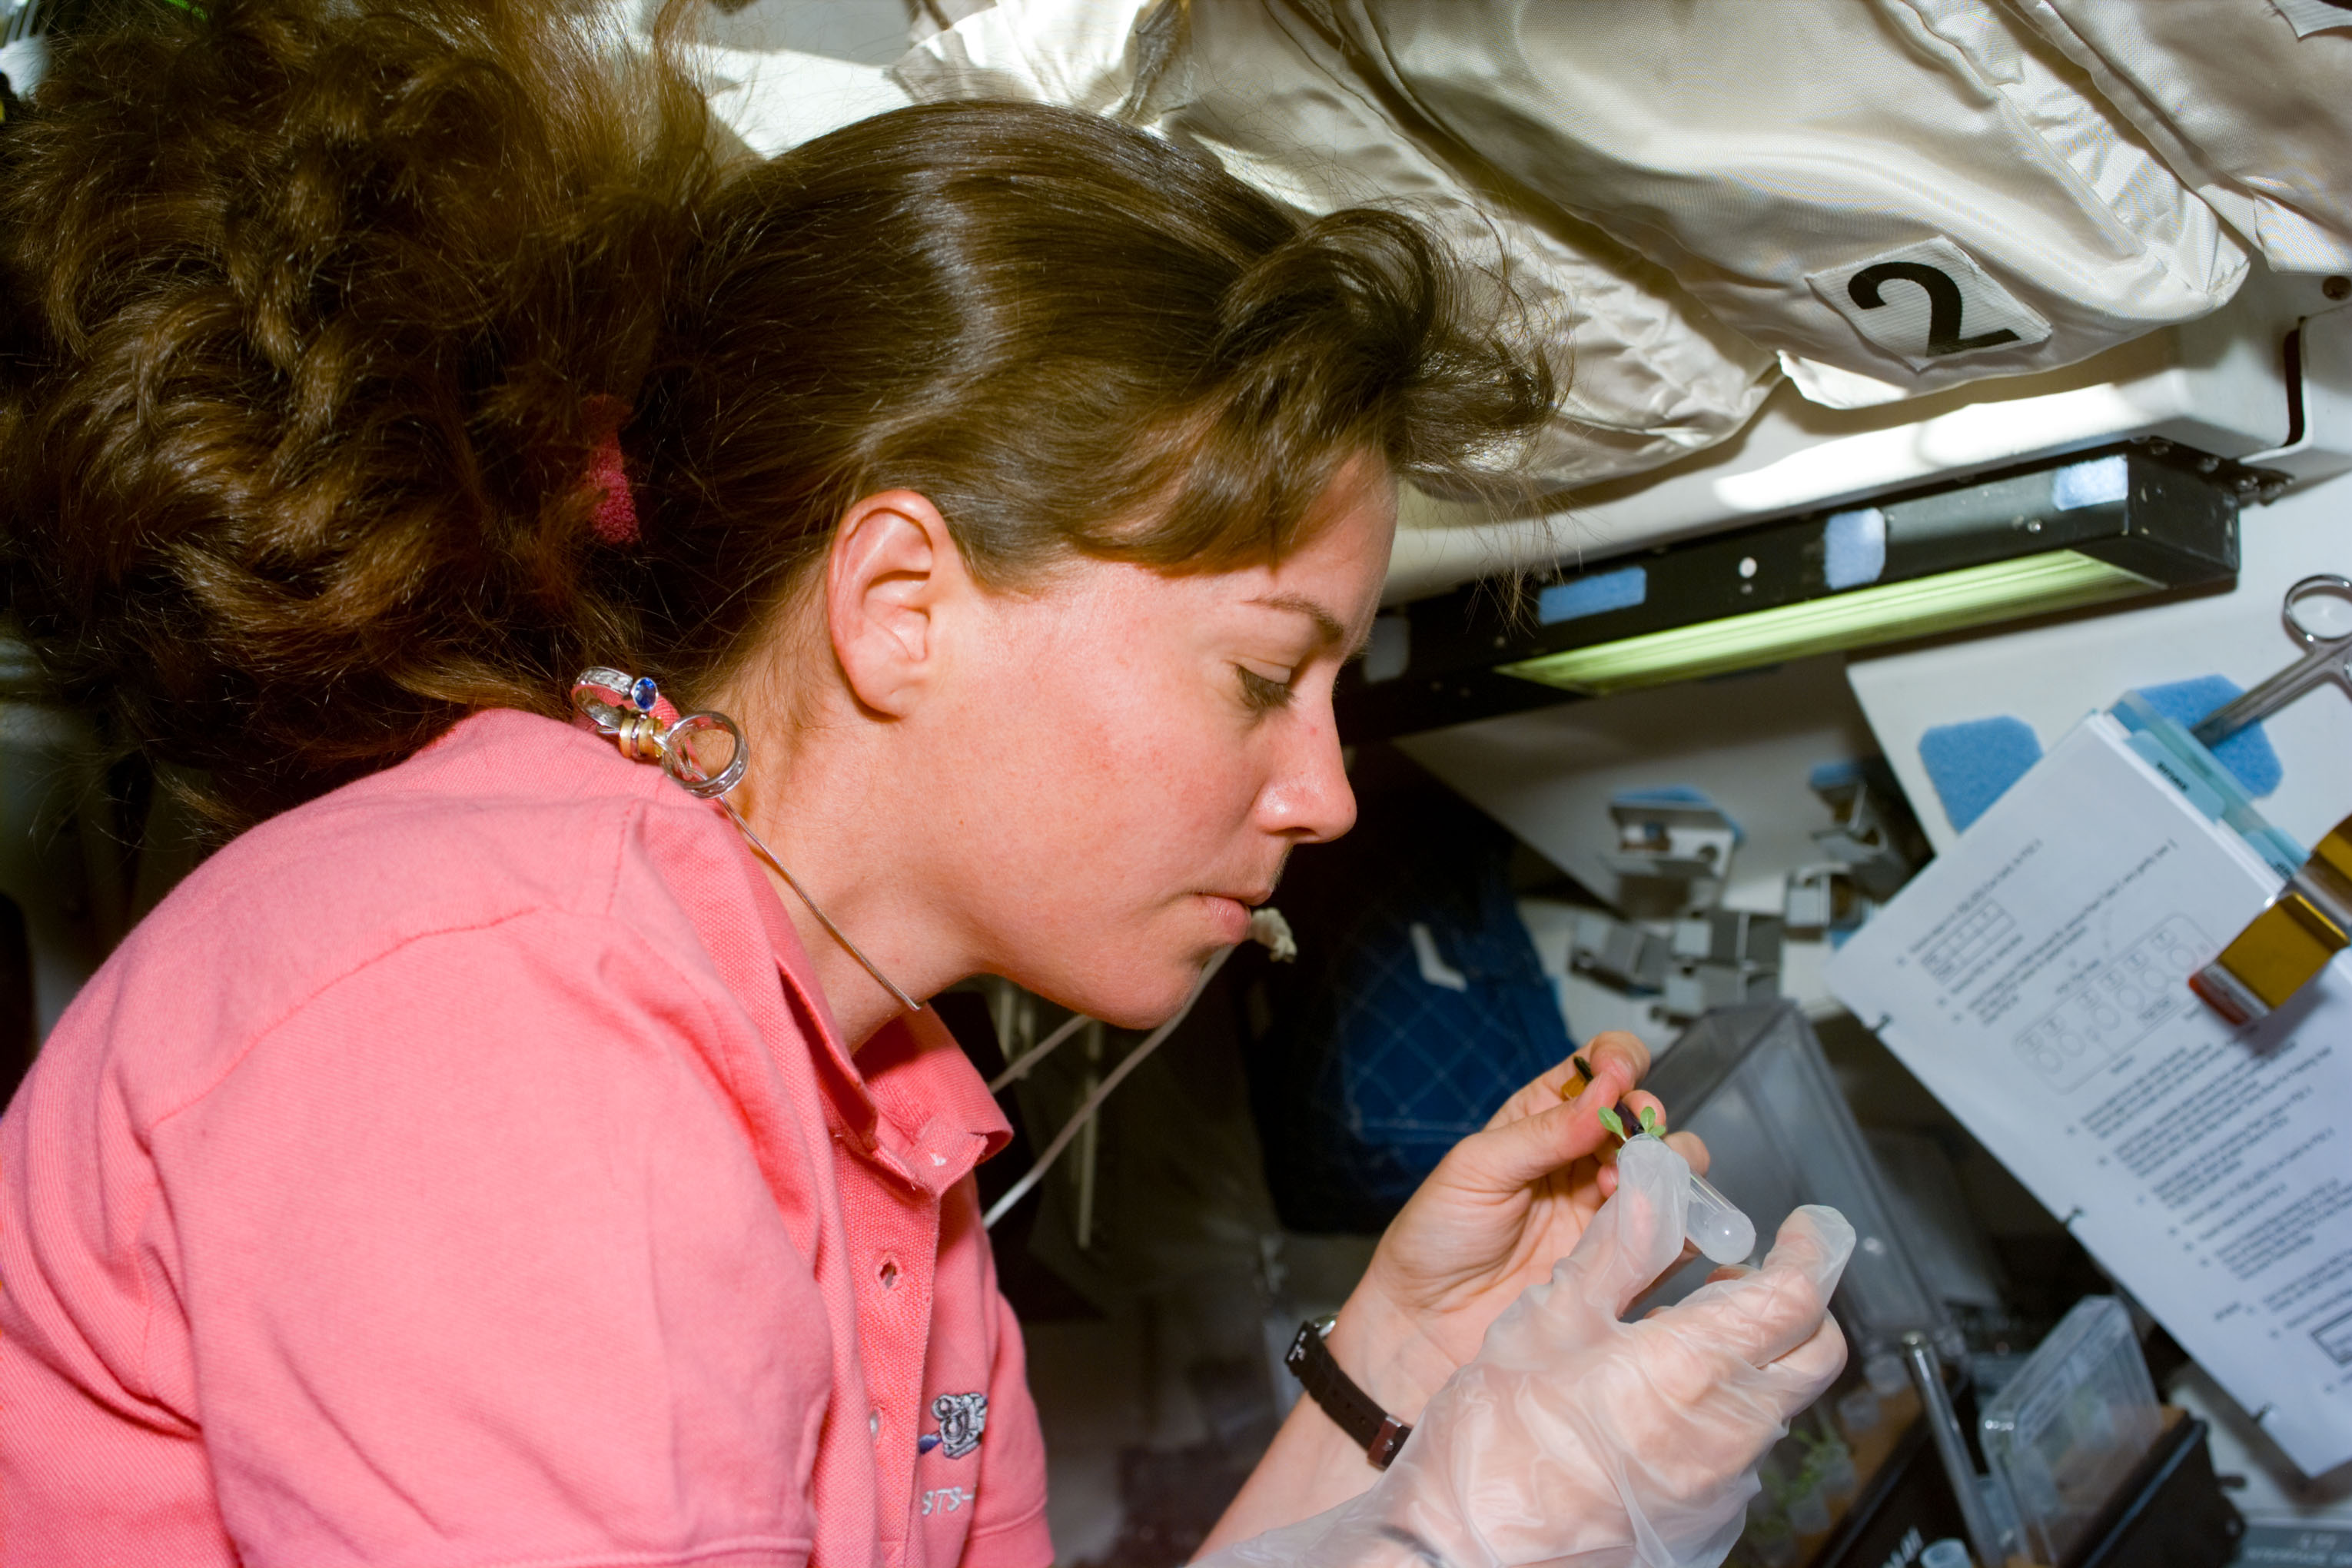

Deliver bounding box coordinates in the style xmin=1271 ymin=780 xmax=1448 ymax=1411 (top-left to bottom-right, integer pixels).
xmin=736 ymin=836 xmax=1010 ymax=1199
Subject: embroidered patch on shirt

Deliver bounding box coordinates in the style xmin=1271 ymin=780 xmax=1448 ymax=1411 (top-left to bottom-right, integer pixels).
xmin=921 ymin=1392 xmax=988 ymax=1459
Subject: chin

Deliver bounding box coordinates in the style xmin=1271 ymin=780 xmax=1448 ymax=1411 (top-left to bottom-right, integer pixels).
xmin=1022 ymin=948 xmax=1222 ymax=1034
xmin=1078 ymin=969 xmax=1208 ymax=1032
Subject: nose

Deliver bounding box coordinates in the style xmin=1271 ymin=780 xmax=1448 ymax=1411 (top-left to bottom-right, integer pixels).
xmin=1256 ymin=702 xmax=1357 ymax=845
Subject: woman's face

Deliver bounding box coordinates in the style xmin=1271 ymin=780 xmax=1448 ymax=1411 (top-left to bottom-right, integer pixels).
xmin=929 ymin=457 xmax=1396 ymax=1028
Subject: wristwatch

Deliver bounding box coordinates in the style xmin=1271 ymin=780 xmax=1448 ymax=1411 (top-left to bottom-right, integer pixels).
xmin=1284 ymin=1314 xmax=1414 ymax=1469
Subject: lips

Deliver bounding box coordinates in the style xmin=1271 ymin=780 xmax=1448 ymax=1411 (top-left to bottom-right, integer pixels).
xmin=1197 ymin=893 xmax=1255 ymax=944
xmin=1208 ymin=862 xmax=1287 ymax=911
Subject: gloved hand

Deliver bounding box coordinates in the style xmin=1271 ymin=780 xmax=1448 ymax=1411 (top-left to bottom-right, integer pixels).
xmin=1208 ymin=1138 xmax=1854 ymax=1568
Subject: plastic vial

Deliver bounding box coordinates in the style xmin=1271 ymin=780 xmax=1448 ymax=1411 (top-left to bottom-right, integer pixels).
xmin=1815 ymin=1440 xmax=1859 ymax=1512
xmin=1976 ymin=1475 xmax=2021 ymax=1560
xmin=1786 ymin=1481 xmax=1832 ymax=1536
xmin=1686 ymin=1170 xmax=1757 ymax=1264
xmin=1864 ymin=1350 xmax=1910 ymax=1397
xmin=1920 ymin=1540 xmax=1973 ymax=1568
xmin=1835 ymin=1388 xmax=1882 ymax=1443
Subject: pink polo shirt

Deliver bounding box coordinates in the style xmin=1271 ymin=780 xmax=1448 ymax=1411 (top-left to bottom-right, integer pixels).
xmin=0 ymin=709 xmax=1054 ymax=1568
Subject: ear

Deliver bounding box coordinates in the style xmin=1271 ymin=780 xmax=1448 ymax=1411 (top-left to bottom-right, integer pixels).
xmin=824 ymin=490 xmax=967 ymax=718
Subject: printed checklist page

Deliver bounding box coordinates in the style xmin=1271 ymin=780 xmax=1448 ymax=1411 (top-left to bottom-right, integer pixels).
xmin=1828 ymin=713 xmax=2352 ymax=1476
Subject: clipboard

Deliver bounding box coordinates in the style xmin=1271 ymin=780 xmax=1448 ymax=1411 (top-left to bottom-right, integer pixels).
xmin=1827 ymin=711 xmax=2352 ymax=1477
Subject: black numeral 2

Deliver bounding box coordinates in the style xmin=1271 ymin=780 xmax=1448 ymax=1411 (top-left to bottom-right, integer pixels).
xmin=1849 ymin=261 xmax=2021 ymax=357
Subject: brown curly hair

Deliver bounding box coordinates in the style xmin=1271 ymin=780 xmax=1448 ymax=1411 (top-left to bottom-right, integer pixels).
xmin=0 ymin=0 xmax=1550 ymax=827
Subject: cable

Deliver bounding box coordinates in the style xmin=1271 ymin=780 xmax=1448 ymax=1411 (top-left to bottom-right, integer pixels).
xmin=723 ymin=799 xmax=924 ymax=1016
xmin=982 ymin=945 xmax=1234 ymax=1231
xmin=988 ymin=1009 xmax=1091 ymax=1094
xmin=978 ymin=907 xmax=1292 ymax=1231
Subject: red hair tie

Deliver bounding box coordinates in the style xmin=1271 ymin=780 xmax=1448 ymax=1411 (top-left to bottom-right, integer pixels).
xmin=582 ymin=394 xmax=640 ymax=546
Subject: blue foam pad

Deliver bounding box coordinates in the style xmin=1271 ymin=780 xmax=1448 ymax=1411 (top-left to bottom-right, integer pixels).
xmin=2129 ymin=676 xmax=2282 ymax=798
xmin=1807 ymin=759 xmax=1865 ymax=794
xmin=1918 ymin=717 xmax=2043 ymax=834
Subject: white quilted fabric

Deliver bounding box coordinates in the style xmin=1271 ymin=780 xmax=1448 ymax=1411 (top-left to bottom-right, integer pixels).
xmin=2002 ymin=0 xmax=2352 ymax=274
xmin=1298 ymin=0 xmax=2248 ymax=397
xmin=895 ymin=0 xmax=1781 ymax=490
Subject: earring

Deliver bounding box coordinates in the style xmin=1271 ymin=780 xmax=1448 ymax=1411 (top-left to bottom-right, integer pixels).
xmin=567 ymin=666 xmax=923 ymax=1014
xmin=570 ymin=667 xmax=749 ymax=799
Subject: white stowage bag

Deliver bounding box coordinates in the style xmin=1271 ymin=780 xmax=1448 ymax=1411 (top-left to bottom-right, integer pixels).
xmin=894 ymin=0 xmax=1782 ymax=491
xmin=583 ymin=0 xmax=914 ymax=158
xmin=1293 ymin=0 xmax=2250 ymax=404
xmin=1201 ymin=1138 xmax=1857 ymax=1568
xmin=2000 ymin=0 xmax=2352 ymax=275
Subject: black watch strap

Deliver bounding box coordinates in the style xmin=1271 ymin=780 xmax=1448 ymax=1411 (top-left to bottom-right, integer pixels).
xmin=1284 ymin=1316 xmax=1413 ymax=1468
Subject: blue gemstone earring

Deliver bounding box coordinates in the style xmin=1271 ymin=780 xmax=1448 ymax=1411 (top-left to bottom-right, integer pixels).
xmin=570 ymin=667 xmax=748 ymax=798
xmin=568 ymin=668 xmax=922 ymax=1014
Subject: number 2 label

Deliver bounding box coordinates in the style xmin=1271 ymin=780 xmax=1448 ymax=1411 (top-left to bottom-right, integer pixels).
xmin=1849 ymin=262 xmax=2019 ymax=357
xmin=1808 ymin=237 xmax=2051 ymax=372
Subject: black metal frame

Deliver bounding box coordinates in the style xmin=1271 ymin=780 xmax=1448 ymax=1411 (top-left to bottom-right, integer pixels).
xmin=1340 ymin=443 xmax=2247 ymax=743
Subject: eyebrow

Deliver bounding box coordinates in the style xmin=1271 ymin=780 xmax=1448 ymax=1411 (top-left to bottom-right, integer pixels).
xmin=1253 ymin=592 xmax=1367 ymax=656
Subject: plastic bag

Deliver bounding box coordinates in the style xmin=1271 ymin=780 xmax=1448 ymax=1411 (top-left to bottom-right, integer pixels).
xmin=1205 ymin=1138 xmax=1855 ymax=1568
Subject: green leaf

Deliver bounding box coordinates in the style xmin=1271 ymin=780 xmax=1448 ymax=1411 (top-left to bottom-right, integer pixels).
xmin=1597 ymin=1106 xmax=1626 ymax=1141
xmin=1639 ymin=1105 xmax=1661 ymax=1134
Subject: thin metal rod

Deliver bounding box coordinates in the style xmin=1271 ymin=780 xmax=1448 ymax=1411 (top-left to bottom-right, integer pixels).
xmin=982 ymin=945 xmax=1234 ymax=1230
xmin=1075 ymin=1022 xmax=1103 ymax=1249
xmin=1904 ymin=1333 xmax=2006 ymax=1568
xmin=2190 ymin=573 xmax=2352 ymax=747
xmin=723 ymin=801 xmax=924 ymax=1015
xmin=2188 ymin=639 xmax=2345 ymax=746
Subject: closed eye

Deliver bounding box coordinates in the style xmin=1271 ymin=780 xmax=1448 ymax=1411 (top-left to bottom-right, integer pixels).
xmin=1237 ymin=666 xmax=1295 ymax=714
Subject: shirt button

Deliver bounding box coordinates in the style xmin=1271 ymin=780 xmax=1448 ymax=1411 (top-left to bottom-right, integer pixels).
xmin=879 ymin=1258 xmax=900 ymax=1290
xmin=869 ymin=1409 xmax=882 ymax=1440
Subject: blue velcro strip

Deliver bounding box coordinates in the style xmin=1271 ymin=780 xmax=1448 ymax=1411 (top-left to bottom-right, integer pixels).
xmin=1538 ymin=566 xmax=1647 ymax=626
xmin=1918 ymin=716 xmax=2043 ymax=833
xmin=2051 ymin=453 xmax=2128 ymax=511
xmin=2128 ymin=675 xmax=2283 ymax=798
xmin=1822 ymin=508 xmax=1887 ymax=590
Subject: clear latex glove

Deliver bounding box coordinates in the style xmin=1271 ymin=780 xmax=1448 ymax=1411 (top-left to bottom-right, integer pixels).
xmin=1206 ymin=1138 xmax=1854 ymax=1568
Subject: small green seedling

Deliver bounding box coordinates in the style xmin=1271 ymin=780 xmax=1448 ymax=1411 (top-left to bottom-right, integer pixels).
xmin=1596 ymin=1104 xmax=1663 ymax=1144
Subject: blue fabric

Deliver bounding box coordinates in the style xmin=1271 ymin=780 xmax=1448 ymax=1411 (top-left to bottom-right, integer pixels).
xmin=1918 ymin=716 xmax=2043 ymax=832
xmin=1243 ymin=786 xmax=1570 ymax=1232
xmin=2130 ymin=676 xmax=2282 ymax=798
xmin=1325 ymin=880 xmax=1563 ymax=1159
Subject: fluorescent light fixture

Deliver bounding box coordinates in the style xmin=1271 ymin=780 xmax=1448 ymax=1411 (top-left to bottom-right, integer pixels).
xmin=1497 ymin=550 xmax=2155 ymax=696
xmin=1340 ymin=447 xmax=2239 ymax=743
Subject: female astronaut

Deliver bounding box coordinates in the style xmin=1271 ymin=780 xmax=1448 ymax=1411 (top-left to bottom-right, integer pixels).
xmin=0 ymin=2 xmax=1850 ymax=1561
